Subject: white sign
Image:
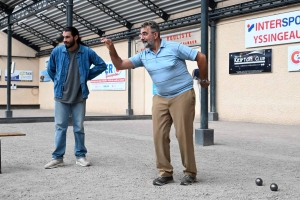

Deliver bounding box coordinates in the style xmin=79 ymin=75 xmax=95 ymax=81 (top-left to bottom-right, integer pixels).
xmin=5 ymin=70 xmax=33 ymax=82
xmin=90 ymin=62 xmax=126 ymax=91
xmin=245 ymin=11 xmax=300 ymax=48
xmin=135 ymin=28 xmax=201 ymax=53
xmin=288 ymin=46 xmax=300 ymax=71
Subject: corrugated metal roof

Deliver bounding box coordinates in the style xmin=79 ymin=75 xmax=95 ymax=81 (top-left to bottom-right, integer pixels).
xmin=0 ymin=0 xmax=202 ymax=51
xmin=0 ymin=0 xmax=26 ymax=8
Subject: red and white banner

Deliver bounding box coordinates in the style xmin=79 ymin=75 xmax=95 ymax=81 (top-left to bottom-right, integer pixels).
xmin=245 ymin=11 xmax=300 ymax=48
xmin=135 ymin=28 xmax=200 ymax=53
xmin=288 ymin=46 xmax=300 ymax=71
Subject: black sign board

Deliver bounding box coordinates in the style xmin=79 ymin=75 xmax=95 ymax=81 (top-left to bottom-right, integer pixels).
xmin=229 ymin=49 xmax=272 ymax=74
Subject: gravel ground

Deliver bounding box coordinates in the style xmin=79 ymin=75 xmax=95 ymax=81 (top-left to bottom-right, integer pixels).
xmin=0 ymin=120 xmax=299 ymax=200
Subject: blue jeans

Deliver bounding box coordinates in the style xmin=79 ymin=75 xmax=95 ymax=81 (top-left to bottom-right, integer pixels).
xmin=52 ymin=100 xmax=87 ymax=160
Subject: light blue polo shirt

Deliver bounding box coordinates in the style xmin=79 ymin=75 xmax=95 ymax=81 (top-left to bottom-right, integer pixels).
xmin=129 ymin=39 xmax=198 ymax=98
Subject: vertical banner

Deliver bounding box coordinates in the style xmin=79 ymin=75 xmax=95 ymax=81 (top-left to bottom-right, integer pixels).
xmin=40 ymin=57 xmax=51 ymax=82
xmin=90 ymin=62 xmax=126 ymax=91
xmin=288 ymin=46 xmax=300 ymax=71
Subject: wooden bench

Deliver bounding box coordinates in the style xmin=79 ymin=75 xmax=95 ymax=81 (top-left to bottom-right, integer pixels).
xmin=0 ymin=133 xmax=26 ymax=174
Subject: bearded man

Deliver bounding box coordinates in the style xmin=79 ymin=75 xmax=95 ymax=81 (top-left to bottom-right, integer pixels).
xmin=45 ymin=27 xmax=107 ymax=169
xmin=101 ymin=21 xmax=210 ymax=186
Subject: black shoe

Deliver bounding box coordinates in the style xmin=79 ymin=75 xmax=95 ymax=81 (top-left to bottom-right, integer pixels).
xmin=153 ymin=176 xmax=174 ymax=186
xmin=180 ymin=175 xmax=196 ymax=185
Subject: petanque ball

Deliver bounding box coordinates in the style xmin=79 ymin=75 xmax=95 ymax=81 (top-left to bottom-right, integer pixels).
xmin=270 ymin=183 xmax=278 ymax=191
xmin=255 ymin=178 xmax=263 ymax=186
xmin=56 ymin=33 xmax=64 ymax=43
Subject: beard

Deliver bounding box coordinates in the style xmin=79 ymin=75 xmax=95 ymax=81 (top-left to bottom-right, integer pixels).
xmin=142 ymin=38 xmax=154 ymax=48
xmin=64 ymin=39 xmax=76 ymax=49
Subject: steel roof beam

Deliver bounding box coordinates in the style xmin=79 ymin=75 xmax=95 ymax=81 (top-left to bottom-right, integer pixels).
xmin=16 ymin=1 xmax=64 ymax=32
xmin=18 ymin=1 xmax=30 ymax=9
xmin=0 ymin=0 xmax=64 ymax=29
xmin=209 ymin=0 xmax=217 ymax=10
xmin=36 ymin=48 xmax=53 ymax=56
xmin=17 ymin=22 xmax=58 ymax=47
xmin=56 ymin=3 xmax=104 ymax=36
xmin=87 ymin=0 xmax=133 ymax=30
xmin=0 ymin=1 xmax=14 ymax=15
xmin=138 ymin=0 xmax=169 ymax=21
xmin=35 ymin=13 xmax=64 ymax=32
xmin=3 ymin=29 xmax=40 ymax=51
xmin=0 ymin=1 xmax=9 ymax=12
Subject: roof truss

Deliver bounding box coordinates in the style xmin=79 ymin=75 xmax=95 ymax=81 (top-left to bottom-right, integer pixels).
xmin=87 ymin=0 xmax=133 ymax=30
xmin=137 ymin=0 xmax=169 ymax=21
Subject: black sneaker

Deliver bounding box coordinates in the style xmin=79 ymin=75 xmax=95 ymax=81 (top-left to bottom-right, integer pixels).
xmin=153 ymin=176 xmax=174 ymax=186
xmin=180 ymin=175 xmax=196 ymax=185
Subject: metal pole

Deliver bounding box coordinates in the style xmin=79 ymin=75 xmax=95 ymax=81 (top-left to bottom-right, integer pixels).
xmin=210 ymin=21 xmax=216 ymax=112
xmin=200 ymin=0 xmax=209 ymax=129
xmin=195 ymin=0 xmax=214 ymax=146
xmin=67 ymin=0 xmax=73 ymax=125
xmin=209 ymin=20 xmax=218 ymax=121
xmin=126 ymin=37 xmax=133 ymax=115
xmin=67 ymin=0 xmax=73 ymax=27
xmin=6 ymin=15 xmax=12 ymax=118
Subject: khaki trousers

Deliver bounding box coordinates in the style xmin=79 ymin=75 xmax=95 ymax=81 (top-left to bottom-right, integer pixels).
xmin=152 ymin=88 xmax=197 ymax=177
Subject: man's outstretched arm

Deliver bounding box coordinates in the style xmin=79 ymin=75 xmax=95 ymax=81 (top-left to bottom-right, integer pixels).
xmin=101 ymin=38 xmax=134 ymax=70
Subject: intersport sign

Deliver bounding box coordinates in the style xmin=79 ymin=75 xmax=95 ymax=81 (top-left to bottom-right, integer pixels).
xmin=245 ymin=11 xmax=300 ymax=48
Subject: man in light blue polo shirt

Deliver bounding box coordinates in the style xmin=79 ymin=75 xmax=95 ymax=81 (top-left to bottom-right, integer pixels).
xmin=101 ymin=21 xmax=210 ymax=186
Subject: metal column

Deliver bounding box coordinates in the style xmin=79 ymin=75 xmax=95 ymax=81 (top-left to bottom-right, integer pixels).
xmin=5 ymin=15 xmax=13 ymax=118
xmin=209 ymin=20 xmax=218 ymax=121
xmin=195 ymin=0 xmax=214 ymax=146
xmin=67 ymin=0 xmax=73 ymax=27
xmin=126 ymin=37 xmax=133 ymax=115
xmin=67 ymin=0 xmax=73 ymax=125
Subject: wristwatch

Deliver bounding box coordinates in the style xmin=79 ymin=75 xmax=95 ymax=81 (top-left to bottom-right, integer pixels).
xmin=199 ymin=79 xmax=209 ymax=83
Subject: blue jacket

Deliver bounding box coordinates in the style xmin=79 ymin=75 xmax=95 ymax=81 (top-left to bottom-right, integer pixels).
xmin=47 ymin=44 xmax=107 ymax=99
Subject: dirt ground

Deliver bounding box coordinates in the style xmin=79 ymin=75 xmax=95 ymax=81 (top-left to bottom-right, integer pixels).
xmin=0 ymin=120 xmax=299 ymax=200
